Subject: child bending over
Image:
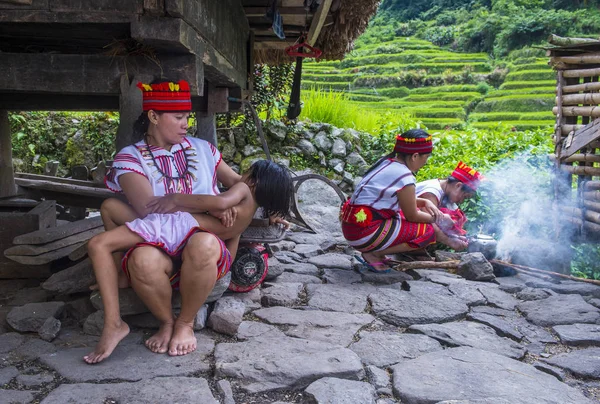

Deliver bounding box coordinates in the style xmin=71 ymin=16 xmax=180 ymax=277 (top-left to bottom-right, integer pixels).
xmin=84 ymin=160 xmax=292 ymax=364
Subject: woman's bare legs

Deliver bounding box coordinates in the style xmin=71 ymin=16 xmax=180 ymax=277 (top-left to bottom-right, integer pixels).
xmin=83 ymin=226 xmax=144 ymax=364
xmin=169 ymin=233 xmax=221 ymax=356
xmin=126 ymin=246 xmax=175 ymax=354
xmin=91 ymin=198 xmax=139 ymax=290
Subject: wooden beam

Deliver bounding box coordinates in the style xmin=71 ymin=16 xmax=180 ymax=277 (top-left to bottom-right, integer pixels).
xmin=244 ymin=7 xmax=308 ymax=17
xmin=0 ymin=110 xmax=17 ymax=198
xmin=0 ymin=52 xmax=200 ymax=95
xmin=307 ymin=0 xmax=332 ymax=46
xmin=560 ymin=118 xmax=600 ymax=159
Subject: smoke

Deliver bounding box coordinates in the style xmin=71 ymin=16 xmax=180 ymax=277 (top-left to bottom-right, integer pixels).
xmin=474 ymin=153 xmax=574 ymax=271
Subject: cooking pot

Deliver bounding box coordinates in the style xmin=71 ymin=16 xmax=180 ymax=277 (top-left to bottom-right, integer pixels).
xmin=467 ymin=234 xmax=497 ymax=260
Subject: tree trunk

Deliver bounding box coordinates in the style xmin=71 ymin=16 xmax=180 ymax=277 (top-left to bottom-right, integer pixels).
xmin=0 ymin=110 xmax=17 ymax=198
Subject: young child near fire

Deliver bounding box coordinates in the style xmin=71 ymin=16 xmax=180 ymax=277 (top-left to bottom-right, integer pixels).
xmin=340 ymin=129 xmax=454 ymax=273
xmin=83 ymin=159 xmax=292 ymax=364
xmin=415 ymin=161 xmax=484 ymax=250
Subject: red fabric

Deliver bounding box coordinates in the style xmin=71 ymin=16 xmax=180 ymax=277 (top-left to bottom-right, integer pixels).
xmin=394 ymin=134 xmax=433 ymax=154
xmin=439 ymin=207 xmax=467 ymax=236
xmin=137 ymin=80 xmax=192 ymax=112
xmin=451 ymin=161 xmax=483 ymax=190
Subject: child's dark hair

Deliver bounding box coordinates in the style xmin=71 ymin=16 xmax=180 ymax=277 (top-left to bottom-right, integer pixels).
xmin=363 ymin=129 xmax=431 ymax=177
xmin=132 ymin=77 xmax=180 ymax=141
xmin=447 ymin=175 xmax=476 ymax=194
xmin=247 ymin=160 xmax=293 ymax=218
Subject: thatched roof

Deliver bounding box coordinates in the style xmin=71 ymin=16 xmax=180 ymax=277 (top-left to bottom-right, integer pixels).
xmin=249 ymin=0 xmax=381 ymax=65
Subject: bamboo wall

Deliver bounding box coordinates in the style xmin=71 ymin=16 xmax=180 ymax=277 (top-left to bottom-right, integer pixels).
xmin=550 ymin=44 xmax=600 ymax=240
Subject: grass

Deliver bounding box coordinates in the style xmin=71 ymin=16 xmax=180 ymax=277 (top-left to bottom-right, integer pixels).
xmin=471 ymin=121 xmax=554 ymax=130
xmin=505 ymin=70 xmax=556 ymax=81
xmin=470 ymin=111 xmax=555 ymax=122
xmin=499 ymin=80 xmax=556 ymax=90
xmin=300 ymin=88 xmax=415 ymax=134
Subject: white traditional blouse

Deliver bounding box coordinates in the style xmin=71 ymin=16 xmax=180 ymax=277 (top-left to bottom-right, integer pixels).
xmin=415 ymin=179 xmax=458 ymax=210
xmin=105 ymin=136 xmax=222 ymax=196
xmin=350 ymin=159 xmax=415 ymax=211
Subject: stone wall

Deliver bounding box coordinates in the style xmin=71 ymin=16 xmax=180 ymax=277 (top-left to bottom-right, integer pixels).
xmin=216 ymin=120 xmax=375 ymax=193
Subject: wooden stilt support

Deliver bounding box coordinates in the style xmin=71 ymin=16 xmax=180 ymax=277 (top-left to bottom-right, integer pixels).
xmin=115 ymin=76 xmax=147 ymax=152
xmin=0 ymin=110 xmax=17 ymax=198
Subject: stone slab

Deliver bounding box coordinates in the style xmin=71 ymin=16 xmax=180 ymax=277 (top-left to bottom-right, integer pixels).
xmin=304 ymin=377 xmax=377 ymax=404
xmin=236 ymin=321 xmax=285 ymax=341
xmin=261 ymin=282 xmax=303 ymax=307
xmin=253 ymin=307 xmax=374 ymax=346
xmin=323 ymin=268 xmax=362 ymax=284
xmin=308 ymin=253 xmax=352 ymax=270
xmin=0 ymin=390 xmax=38 ymax=404
xmin=282 ymin=262 xmax=320 ymax=276
xmin=215 ymin=336 xmax=364 ymax=393
xmin=553 ymin=323 xmax=600 ymax=346
xmin=545 ymin=348 xmax=600 ymax=379
xmin=517 ymin=294 xmax=600 ymax=327
xmin=307 ymin=283 xmax=375 ymax=313
xmin=39 ymin=334 xmax=214 ymax=382
xmin=476 ymin=285 xmax=518 ymax=310
xmin=467 ymin=312 xmax=524 ymax=341
xmin=41 ymin=377 xmax=217 ymax=403
xmin=391 ymin=347 xmax=592 ymax=404
xmin=273 ymin=272 xmax=321 ymax=284
xmin=369 ymin=286 xmax=468 ymax=327
xmin=349 ymin=331 xmax=442 ymax=367
xmin=408 ymin=321 xmax=526 ymax=359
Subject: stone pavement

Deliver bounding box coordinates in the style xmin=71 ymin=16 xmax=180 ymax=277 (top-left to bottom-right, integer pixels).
xmin=2 ymin=184 xmax=600 ymax=403
xmin=2 ymin=227 xmax=600 ymax=403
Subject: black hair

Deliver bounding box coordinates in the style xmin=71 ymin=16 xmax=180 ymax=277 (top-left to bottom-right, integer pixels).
xmin=363 ymin=128 xmax=431 ymax=177
xmin=246 ymin=160 xmax=293 ymax=218
xmin=132 ymin=77 xmax=181 ymax=141
xmin=447 ymin=175 xmax=476 ymax=194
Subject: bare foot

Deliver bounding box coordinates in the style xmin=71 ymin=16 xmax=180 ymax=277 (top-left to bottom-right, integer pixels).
xmin=447 ymin=237 xmax=468 ymax=251
xmin=83 ymin=321 xmax=130 ymax=364
xmin=145 ymin=321 xmax=174 ymax=354
xmin=168 ymin=320 xmax=197 ymax=356
xmin=361 ymin=252 xmax=391 ymax=272
xmin=90 ymin=273 xmax=130 ymax=291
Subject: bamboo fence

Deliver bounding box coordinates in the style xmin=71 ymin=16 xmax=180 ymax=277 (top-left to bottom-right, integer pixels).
xmin=548 ymin=36 xmax=600 ymax=240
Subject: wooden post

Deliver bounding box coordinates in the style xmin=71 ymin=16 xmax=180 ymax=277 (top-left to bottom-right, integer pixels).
xmin=115 ymin=75 xmax=147 ymax=152
xmin=0 ymin=110 xmax=17 ymax=198
xmin=196 ymin=112 xmax=217 ymax=147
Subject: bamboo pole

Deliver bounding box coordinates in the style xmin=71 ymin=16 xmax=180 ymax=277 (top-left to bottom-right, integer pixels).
xmin=584 ymin=209 xmax=600 ymax=225
xmin=390 ymin=260 xmax=459 ymax=272
xmin=584 ymin=199 xmax=600 ymax=213
xmin=549 ymin=153 xmax=600 ymax=163
xmin=562 ymin=93 xmax=600 ymax=106
xmin=561 ymin=124 xmax=584 ymax=135
xmin=584 ymin=181 xmax=600 ymax=190
xmin=559 ymin=165 xmax=600 ymax=176
xmin=553 ymin=106 xmax=600 ymax=117
xmin=564 ymin=215 xmax=583 ymax=226
xmin=548 ymin=34 xmax=600 ymax=47
xmin=583 ymin=191 xmax=600 ymax=200
xmin=552 ymin=53 xmax=600 ymax=65
xmin=562 ymin=81 xmax=600 ymax=94
xmin=563 ymin=67 xmax=600 ymax=79
xmin=491 ymin=259 xmax=600 ymax=286
xmin=558 ymin=206 xmax=582 ymax=217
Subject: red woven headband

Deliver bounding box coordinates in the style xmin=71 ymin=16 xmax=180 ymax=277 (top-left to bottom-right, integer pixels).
xmin=394 ymin=134 xmax=433 ymax=154
xmin=137 ymin=80 xmax=192 ymax=112
xmin=451 ymin=161 xmax=483 ymax=190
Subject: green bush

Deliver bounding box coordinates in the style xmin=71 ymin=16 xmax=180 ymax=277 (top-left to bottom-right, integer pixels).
xmin=474 ymin=95 xmax=555 ymax=113
xmin=376 ymin=87 xmax=411 ymax=98
xmin=411 ymin=84 xmax=479 ymax=94
xmin=10 ymin=112 xmax=118 ymax=176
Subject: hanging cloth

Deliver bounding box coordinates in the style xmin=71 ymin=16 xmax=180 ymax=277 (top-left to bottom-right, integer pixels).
xmin=266 ymin=0 xmax=285 ymax=39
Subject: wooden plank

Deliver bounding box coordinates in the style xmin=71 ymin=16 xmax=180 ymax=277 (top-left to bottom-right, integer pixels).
xmin=14 ymin=178 xmax=117 ymax=200
xmin=0 ymin=0 xmax=33 ymax=5
xmin=307 ymin=0 xmax=332 ymax=46
xmin=553 ymin=106 xmax=600 ymax=117
xmin=68 ymin=243 xmax=89 ymax=261
xmin=5 ymin=241 xmax=86 ymax=265
xmin=0 ymin=10 xmax=132 ymax=22
xmin=28 ymin=200 xmax=56 ymax=230
xmin=4 ymin=227 xmax=103 ymax=256
xmin=0 ymin=0 xmax=47 ymax=9
xmin=13 ymin=216 xmax=103 ymax=245
xmin=561 ymin=118 xmax=600 ymax=159
xmin=562 ymin=93 xmax=600 ymax=106
xmin=15 ymin=173 xmax=107 ymax=188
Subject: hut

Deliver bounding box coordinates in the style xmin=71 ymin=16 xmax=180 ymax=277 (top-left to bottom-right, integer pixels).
xmin=0 ymin=1 xmax=379 ymax=280
xmin=547 ymin=34 xmax=600 ymax=241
